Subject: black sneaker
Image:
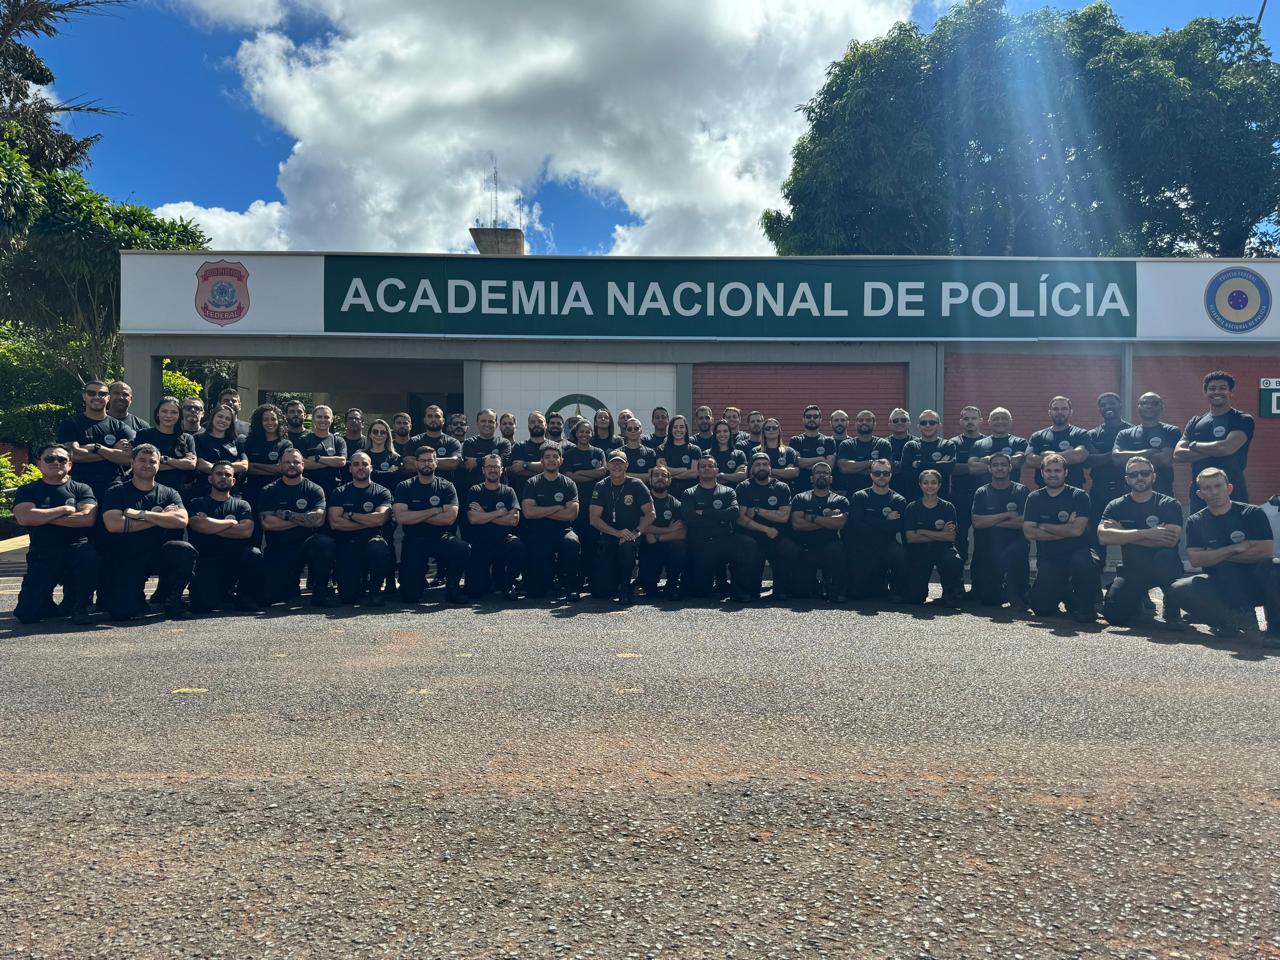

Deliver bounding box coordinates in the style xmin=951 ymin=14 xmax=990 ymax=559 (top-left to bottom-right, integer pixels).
xmin=311 ymin=594 xmax=340 ymax=609
xmin=164 ymin=599 xmax=193 ymax=621
xmin=70 ymin=608 xmax=91 ymax=627
xmin=367 ymin=592 xmax=386 ymax=608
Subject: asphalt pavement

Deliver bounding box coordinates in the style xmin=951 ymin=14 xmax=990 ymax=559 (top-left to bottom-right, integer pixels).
xmin=0 ymin=568 xmax=1277 ymax=959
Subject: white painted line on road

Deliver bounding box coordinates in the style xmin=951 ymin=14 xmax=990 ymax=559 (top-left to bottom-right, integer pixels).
xmin=0 ymin=535 xmax=29 ymax=554
xmin=616 ymin=652 xmax=642 ymax=659
xmin=171 ymin=687 xmax=208 ymax=695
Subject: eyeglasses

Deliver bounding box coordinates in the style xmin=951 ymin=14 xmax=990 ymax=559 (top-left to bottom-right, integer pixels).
xmin=919 ymin=420 xmax=938 ymax=426
xmin=625 ymin=426 xmax=641 ymax=432
xmin=42 ymin=455 xmax=69 ymax=464
xmin=370 ymin=429 xmax=388 ymax=436
xmin=870 ymin=470 xmax=891 ymax=477
xmin=764 ymin=425 xmax=780 ymax=431
xmin=1126 ymin=469 xmax=1153 ymax=479
xmin=890 ymin=418 xmax=908 ymax=424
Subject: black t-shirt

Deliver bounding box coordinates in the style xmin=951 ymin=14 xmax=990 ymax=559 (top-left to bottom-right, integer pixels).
xmin=1028 ymin=426 xmax=1091 ymax=488
xmin=56 ymin=413 xmax=132 ymax=492
xmin=791 ymin=490 xmax=850 ymax=544
xmin=135 ymin=427 xmax=196 ymax=486
xmin=849 ymin=488 xmax=907 ymax=535
xmin=593 ymin=433 xmax=623 ymax=451
xmin=365 ymin=448 xmax=404 ymax=490
xmin=1087 ymin=420 xmax=1133 ymax=500
xmin=512 ymin=439 xmax=552 ymax=468
xmin=14 ymin=479 xmax=95 ymax=555
xmin=642 ymin=432 xmax=667 ymax=451
xmin=329 ymin=481 xmax=393 ymax=543
xmin=1113 ymin=422 xmax=1182 ymax=496
xmin=240 ymin=435 xmax=293 ymax=496
xmin=710 ymin=445 xmax=748 ymax=478
xmin=590 ymin=477 xmax=653 ymax=532
xmin=295 ymin=432 xmax=347 ymax=493
xmin=258 ymin=478 xmax=327 ymax=548
xmin=100 ymin=480 xmax=185 ymax=553
xmin=394 ymin=476 xmax=458 ymax=541
xmin=835 ymin=436 xmax=892 ymax=494
xmin=1186 ymin=502 xmax=1272 ymax=603
xmin=649 ymin=493 xmax=682 ymax=529
xmin=1183 ymin=410 xmax=1255 ymax=501
xmin=1023 ymin=485 xmax=1092 ymax=560
xmin=465 ymin=483 xmax=519 ymax=546
xmin=904 ymin=498 xmax=958 ymax=542
xmin=339 ymin=435 xmax=370 ymax=484
xmin=656 ymin=441 xmax=702 ymax=491
xmin=186 ymin=494 xmax=254 ymax=554
xmin=734 ymin=432 xmax=759 ymax=453
xmin=887 ymin=435 xmax=915 ymax=497
xmin=680 ymin=483 xmax=739 ymax=542
xmin=1101 ymin=492 xmax=1184 ymax=565
xmin=194 ymin=432 xmax=245 ymax=495
xmin=901 ymin=438 xmax=958 ymax=499
xmin=971 ymin=481 xmax=1030 ymax=548
xmin=789 ymin=433 xmax=836 ymax=493
xmin=522 ymin=473 xmax=578 ymax=534
xmin=390 ymin=433 xmax=417 ymax=457
xmin=115 ymin=412 xmax=151 ymax=434
xmin=751 ymin=444 xmax=799 ymax=474
xmin=621 ymin=445 xmax=659 ymax=476
xmin=736 ymin=478 xmax=793 ymax=535
xmin=970 ymin=434 xmax=1028 ymax=462
xmin=949 ymin=434 xmax=988 ymax=512
xmin=460 ymin=435 xmax=514 ymax=493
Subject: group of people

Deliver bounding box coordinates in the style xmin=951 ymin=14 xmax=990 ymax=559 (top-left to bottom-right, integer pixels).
xmin=9 ymin=371 xmax=1278 ymax=645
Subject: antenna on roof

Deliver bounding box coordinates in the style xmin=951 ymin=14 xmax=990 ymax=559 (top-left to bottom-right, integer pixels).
xmin=490 ymin=155 xmax=499 ymax=229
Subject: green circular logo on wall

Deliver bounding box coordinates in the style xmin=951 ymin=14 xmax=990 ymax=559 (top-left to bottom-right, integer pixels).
xmin=547 ymin=393 xmax=609 ymax=420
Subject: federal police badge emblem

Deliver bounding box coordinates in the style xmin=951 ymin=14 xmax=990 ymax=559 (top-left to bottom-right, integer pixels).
xmin=1205 ymin=266 xmax=1270 ymax=334
xmin=195 ymin=260 xmax=251 ymax=327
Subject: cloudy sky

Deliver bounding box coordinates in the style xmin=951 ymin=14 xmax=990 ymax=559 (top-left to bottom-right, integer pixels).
xmin=40 ymin=0 xmax=1273 ymax=256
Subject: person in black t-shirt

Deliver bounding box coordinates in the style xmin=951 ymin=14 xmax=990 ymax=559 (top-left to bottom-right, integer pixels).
xmin=1097 ymin=456 xmax=1185 ymax=629
xmin=753 ymin=419 xmax=800 ymax=485
xmin=968 ymin=407 xmax=1028 ymax=487
xmin=520 ymin=444 xmax=582 ymax=601
xmin=100 ymin=444 xmax=197 ymax=621
xmin=638 ymin=465 xmax=687 ymax=599
xmin=846 ymin=458 xmax=909 ymax=601
xmin=619 ymin=420 xmax=659 ymax=483
xmin=337 ymin=408 xmax=369 ymax=485
xmin=1022 ymin=453 xmax=1099 ymax=623
xmin=106 ymin=380 xmax=151 ymax=434
xmin=739 ymin=410 xmax=765 ymax=454
xmin=194 ymin=404 xmax=249 ymax=497
xmin=135 ymin=396 xmax=198 ymax=494
xmin=681 ymin=456 xmax=757 ymax=602
xmin=948 ymin=405 xmax=987 ymax=568
xmin=829 ymin=409 xmax=851 ymax=457
xmin=213 ymin=387 xmax=251 ymax=439
xmin=188 ymin=460 xmax=264 ymax=613
xmin=789 ymin=461 xmax=850 ymax=601
xmin=464 ymin=453 xmax=526 ymax=599
xmin=835 ymin=410 xmax=892 ymax=496
xmin=57 ymin=379 xmax=134 ymax=498
xmin=329 ymin=451 xmax=395 ymax=605
xmin=241 ymin=403 xmax=294 ymax=518
xmin=510 ymin=411 xmax=552 ymax=497
xmin=283 ymin=400 xmax=309 ymax=448
xmin=562 ymin=419 xmax=607 ymax=576
xmin=13 ymin=444 xmax=98 ymax=625
xmin=394 ymin=447 xmax=470 ymax=604
xmin=885 ymin=408 xmax=915 ymax=498
xmin=901 ymin=409 xmax=958 ymax=501
xmin=179 ymin=397 xmax=205 ymax=437
xmin=589 ymin=450 xmax=656 ymax=603
xmin=789 ymin=404 xmax=835 ymax=494
xmin=460 ymin=409 xmax=514 ymax=497
xmin=389 ymin=411 xmax=416 ymax=457
xmin=1167 ymin=467 xmax=1280 ymax=643
xmin=1175 ymin=371 xmax=1256 ymax=512
xmin=294 ymin=404 xmax=348 ymax=495
xmin=1111 ymin=393 xmax=1181 ymax=497
xmin=969 ymin=452 xmax=1031 ymax=611
xmin=903 ymin=470 xmax=963 ymax=606
xmin=710 ymin=420 xmax=749 ymax=486
xmin=643 ymin=406 xmax=670 ymax=451
xmin=1085 ymin=392 xmax=1133 ymax=533
xmin=735 ymin=451 xmax=800 ymax=601
xmin=1025 ymin=396 xmax=1091 ymax=489
xmin=258 ymin=447 xmax=337 ymax=607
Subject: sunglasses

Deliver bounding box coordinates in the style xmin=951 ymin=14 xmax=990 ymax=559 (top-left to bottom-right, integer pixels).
xmin=1126 ymin=469 xmax=1153 ymax=479
xmin=890 ymin=418 xmax=908 ymax=424
xmin=919 ymin=420 xmax=938 ymax=426
xmin=764 ymin=425 xmax=780 ymax=431
xmin=625 ymin=426 xmax=641 ymax=432
xmin=42 ymin=455 xmax=70 ymax=464
xmin=84 ymin=391 xmax=109 ymax=398
xmin=370 ymin=429 xmax=388 ymax=435
xmin=871 ymin=470 xmax=891 ymax=477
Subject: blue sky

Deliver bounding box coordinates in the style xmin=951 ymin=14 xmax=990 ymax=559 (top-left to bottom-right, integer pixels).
xmin=37 ymin=0 xmax=1278 ymax=256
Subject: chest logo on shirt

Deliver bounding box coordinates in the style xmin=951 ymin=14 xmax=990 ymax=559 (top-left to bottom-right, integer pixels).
xmin=882 ymin=506 xmax=893 ymax=517
xmin=1149 ymin=437 xmax=1162 ymax=448
xmin=268 ymin=451 xmax=279 ymax=461
xmin=429 ymin=496 xmax=441 ymax=506
xmin=363 ymin=501 xmax=374 ymax=512
xmin=767 ymin=496 xmax=778 ymax=506
xmin=931 ymin=451 xmax=943 ymax=462
xmin=712 ymin=499 xmax=723 ymax=509
xmin=662 ymin=510 xmax=672 ymax=521
xmin=1230 ymin=529 xmax=1246 ymax=543
xmin=437 ymin=447 xmax=448 ymax=455
xmin=1001 ymin=447 xmax=1012 ymax=456
xmin=934 ymin=518 xmax=945 ymax=530
xmin=1006 ymin=502 xmax=1018 ymax=512
xmin=623 ymin=494 xmax=634 ymax=506
xmin=1058 ymin=440 xmax=1070 ymax=451
xmin=1146 ymin=515 xmax=1160 ymax=527
xmin=816 ymin=446 xmax=825 ymax=455
xmin=1057 ymin=510 xmax=1070 ymax=522
xmin=379 ymin=461 xmax=390 ymax=471
xmin=553 ymin=492 xmax=564 ymax=502
xmin=1213 ymin=425 xmax=1226 ymax=438
xmin=295 ymin=498 xmax=308 ymax=510
xmin=1204 ymin=265 xmax=1271 ymax=334
xmin=593 ymin=458 xmax=602 ymax=467
xmin=637 ymin=458 xmax=648 ymax=468
xmin=102 ymin=434 xmax=116 ymax=446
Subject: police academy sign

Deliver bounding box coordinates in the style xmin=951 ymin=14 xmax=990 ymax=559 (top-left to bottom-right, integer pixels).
xmin=322 ymin=256 xmax=1137 ymax=340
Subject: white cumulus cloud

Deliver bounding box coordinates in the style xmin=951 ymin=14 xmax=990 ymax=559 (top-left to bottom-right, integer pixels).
xmin=162 ymin=0 xmax=911 ymax=255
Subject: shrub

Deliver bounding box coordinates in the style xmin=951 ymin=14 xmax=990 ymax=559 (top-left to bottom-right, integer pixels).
xmin=161 ymin=359 xmax=202 ymax=401
xmin=0 ymin=452 xmax=41 ymax=519
xmin=0 ymin=402 xmax=70 ymax=447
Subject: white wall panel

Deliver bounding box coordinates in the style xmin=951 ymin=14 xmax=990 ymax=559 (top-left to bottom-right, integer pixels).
xmin=480 ymin=362 xmax=676 ymax=432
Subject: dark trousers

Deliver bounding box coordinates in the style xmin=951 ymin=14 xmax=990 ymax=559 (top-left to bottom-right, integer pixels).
xmin=847 ymin=534 xmax=908 ymax=601
xmin=1167 ymin=558 xmax=1280 ymax=633
xmin=638 ymin=538 xmax=686 ymax=594
xmin=1103 ymin=548 xmax=1184 ymax=626
xmin=685 ymin=534 xmax=758 ymax=601
xmin=106 ymin=538 xmax=197 ymax=619
xmin=465 ymin=534 xmax=526 ymax=596
xmin=15 ymin=543 xmax=98 ymax=624
xmin=335 ymin=535 xmax=395 ymax=603
xmin=743 ymin=532 xmax=801 ymax=599
xmin=590 ymin=536 xmax=640 ymax=598
xmin=953 ymin=495 xmax=974 ymax=567
xmin=399 ymin=535 xmax=470 ymax=601
xmin=1028 ymin=547 xmax=1102 ymax=617
xmin=263 ymin=532 xmax=336 ymax=604
xmin=905 ymin=541 xmax=964 ymax=603
xmin=191 ymin=541 xmax=266 ymax=611
xmin=794 ymin=538 xmax=847 ymax=599
xmin=522 ymin=529 xmax=581 ymax=597
xmin=572 ymin=507 xmax=598 ymax=585
xmin=971 ymin=537 xmax=1031 ymax=606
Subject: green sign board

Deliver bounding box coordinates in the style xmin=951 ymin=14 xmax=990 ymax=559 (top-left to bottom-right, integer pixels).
xmin=1260 ymin=379 xmax=1280 ymax=418
xmin=322 ymin=255 xmax=1137 ymax=341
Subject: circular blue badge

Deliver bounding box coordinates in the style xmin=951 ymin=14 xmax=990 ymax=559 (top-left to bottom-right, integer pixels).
xmin=1205 ymin=267 xmax=1271 ymax=334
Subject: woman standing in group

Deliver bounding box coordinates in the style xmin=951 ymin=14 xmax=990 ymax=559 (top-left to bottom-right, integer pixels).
xmin=754 ymin=417 xmax=800 ymax=484
xmin=135 ymin=396 xmax=197 ymax=493
xmin=593 ymin=408 xmax=622 ymax=450
xmin=658 ymin=414 xmax=701 ymax=492
xmin=242 ymin=403 xmax=293 ymax=512
xmin=709 ymin=419 xmax=748 ymax=486
xmin=365 ymin=418 xmax=404 ymax=488
xmin=194 ymin=404 xmax=248 ymax=494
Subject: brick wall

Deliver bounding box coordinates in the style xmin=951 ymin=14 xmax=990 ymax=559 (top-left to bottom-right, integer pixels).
xmin=692 ymin=363 xmax=908 ymax=437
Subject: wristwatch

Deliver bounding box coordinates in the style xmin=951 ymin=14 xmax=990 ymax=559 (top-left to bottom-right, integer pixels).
xmin=89 ymin=442 xmax=101 ymax=453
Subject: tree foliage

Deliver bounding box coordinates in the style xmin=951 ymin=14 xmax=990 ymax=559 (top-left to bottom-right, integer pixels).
xmin=763 ymin=0 xmax=1280 ymax=258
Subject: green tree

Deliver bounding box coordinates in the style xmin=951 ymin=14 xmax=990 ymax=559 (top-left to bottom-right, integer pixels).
xmin=763 ymin=0 xmax=1280 ymax=258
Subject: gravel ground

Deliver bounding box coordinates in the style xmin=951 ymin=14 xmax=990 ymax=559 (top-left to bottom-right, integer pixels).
xmin=0 ymin=579 xmax=1277 ymax=959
